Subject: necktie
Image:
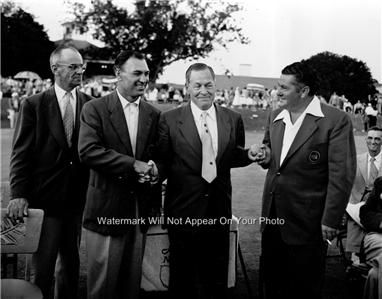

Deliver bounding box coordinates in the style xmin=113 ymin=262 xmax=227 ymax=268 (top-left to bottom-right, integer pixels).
xmin=368 ymin=157 xmax=378 ymax=187
xmin=126 ymin=102 xmax=138 ymax=156
xmin=201 ymin=112 xmax=216 ymax=183
xmin=63 ymin=92 xmax=74 ymax=147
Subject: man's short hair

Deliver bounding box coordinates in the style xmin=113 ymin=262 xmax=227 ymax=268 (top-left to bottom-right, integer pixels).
xmin=50 ymin=45 xmax=81 ymax=66
xmin=367 ymin=126 xmax=382 ymax=133
xmin=281 ymin=60 xmax=318 ymax=96
xmin=185 ymin=63 xmax=215 ymax=85
xmin=114 ymin=51 xmax=146 ymax=71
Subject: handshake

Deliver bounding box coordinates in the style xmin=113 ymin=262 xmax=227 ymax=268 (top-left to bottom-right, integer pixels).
xmin=248 ymin=144 xmax=271 ymax=164
xmin=133 ymin=159 xmax=159 ymax=184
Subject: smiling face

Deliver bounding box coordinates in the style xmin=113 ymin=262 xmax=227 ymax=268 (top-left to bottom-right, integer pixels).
xmin=51 ymin=48 xmax=84 ymax=91
xmin=116 ymin=57 xmax=149 ymax=101
xmin=366 ymin=129 xmax=382 ymax=156
xmin=277 ymin=75 xmax=301 ymax=105
xmin=186 ymin=68 xmax=216 ymax=111
xmin=276 ymin=74 xmax=309 ymax=109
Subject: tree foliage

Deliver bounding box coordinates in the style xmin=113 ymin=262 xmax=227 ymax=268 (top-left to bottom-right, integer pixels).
xmin=305 ymin=51 xmax=377 ymax=103
xmin=71 ymin=0 xmax=249 ymax=82
xmin=1 ymin=1 xmax=55 ymax=78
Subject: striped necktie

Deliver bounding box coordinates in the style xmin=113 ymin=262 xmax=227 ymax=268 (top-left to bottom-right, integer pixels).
xmin=63 ymin=92 xmax=74 ymax=147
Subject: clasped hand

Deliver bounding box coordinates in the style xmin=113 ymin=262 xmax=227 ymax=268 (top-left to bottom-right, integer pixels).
xmin=133 ymin=160 xmax=158 ymax=183
xmin=248 ymin=144 xmax=271 ymax=165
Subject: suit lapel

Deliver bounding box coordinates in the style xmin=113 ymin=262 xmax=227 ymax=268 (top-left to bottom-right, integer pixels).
xmin=108 ymin=91 xmax=134 ymax=155
xmin=135 ymin=101 xmax=152 ymax=160
xmin=178 ymin=104 xmax=202 ymax=158
xmin=74 ymin=89 xmax=86 ymax=136
xmin=270 ymin=116 xmax=284 ymax=169
xmin=359 ymin=153 xmax=368 ymax=183
xmin=281 ymin=114 xmax=319 ymax=167
xmin=215 ymin=104 xmax=230 ymax=164
xmin=44 ymin=88 xmax=69 ymax=151
xmin=377 ymin=155 xmax=382 ymax=178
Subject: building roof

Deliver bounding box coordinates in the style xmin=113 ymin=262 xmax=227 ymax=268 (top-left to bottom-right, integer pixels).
xmin=54 ymin=39 xmax=100 ymax=50
xmin=214 ymin=75 xmax=278 ymax=90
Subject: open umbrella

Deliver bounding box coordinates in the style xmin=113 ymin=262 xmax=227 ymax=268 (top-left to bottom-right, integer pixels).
xmin=14 ymin=71 xmax=41 ymax=81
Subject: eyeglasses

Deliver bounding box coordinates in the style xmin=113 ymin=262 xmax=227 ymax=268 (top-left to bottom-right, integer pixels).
xmin=55 ymin=63 xmax=86 ymax=72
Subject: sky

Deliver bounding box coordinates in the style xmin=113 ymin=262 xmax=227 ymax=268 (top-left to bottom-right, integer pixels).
xmin=12 ymin=0 xmax=382 ymax=84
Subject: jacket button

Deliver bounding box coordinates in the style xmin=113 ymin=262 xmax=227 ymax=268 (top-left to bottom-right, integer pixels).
xmin=118 ymin=176 xmax=122 ymax=179
xmin=276 ymin=172 xmax=280 ymax=176
xmin=69 ymin=161 xmax=73 ymax=165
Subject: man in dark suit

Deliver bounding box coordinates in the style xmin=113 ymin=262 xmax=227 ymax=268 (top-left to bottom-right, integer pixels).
xmin=359 ymin=176 xmax=382 ymax=299
xmin=157 ymin=63 xmax=254 ymax=299
xmin=7 ymin=45 xmax=92 ymax=298
xmin=255 ymin=61 xmax=356 ymax=299
xmin=78 ymin=51 xmax=161 ymax=299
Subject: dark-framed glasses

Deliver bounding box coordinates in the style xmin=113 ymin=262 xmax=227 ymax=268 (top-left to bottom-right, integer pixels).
xmin=55 ymin=63 xmax=86 ymax=72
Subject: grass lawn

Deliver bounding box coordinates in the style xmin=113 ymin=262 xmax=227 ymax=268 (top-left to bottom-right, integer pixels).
xmin=0 ymin=102 xmax=370 ymax=298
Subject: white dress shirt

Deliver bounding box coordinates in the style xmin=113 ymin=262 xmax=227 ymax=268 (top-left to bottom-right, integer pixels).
xmin=274 ymin=96 xmax=324 ymax=165
xmin=190 ymin=101 xmax=218 ymax=158
xmin=365 ymin=104 xmax=378 ymax=116
xmin=117 ymin=90 xmax=140 ymax=156
xmin=54 ymin=83 xmax=77 ymax=123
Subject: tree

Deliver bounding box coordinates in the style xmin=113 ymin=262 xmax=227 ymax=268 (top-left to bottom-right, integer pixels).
xmin=1 ymin=1 xmax=55 ymax=79
xmin=71 ymin=0 xmax=249 ymax=82
xmin=305 ymin=51 xmax=377 ymax=103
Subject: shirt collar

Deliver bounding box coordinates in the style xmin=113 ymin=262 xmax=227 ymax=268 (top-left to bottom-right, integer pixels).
xmin=190 ymin=100 xmax=216 ymax=121
xmin=116 ymin=89 xmax=140 ymax=109
xmin=54 ymin=83 xmax=76 ymax=101
xmin=369 ymin=151 xmax=382 ymax=163
xmin=274 ymin=96 xmax=324 ymax=123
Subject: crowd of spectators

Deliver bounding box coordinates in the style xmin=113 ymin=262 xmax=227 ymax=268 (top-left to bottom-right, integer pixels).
xmin=326 ymin=92 xmax=382 ymax=131
xmin=1 ymin=77 xmax=53 ymax=128
xmin=2 ymin=75 xmax=381 ymax=131
xmin=144 ymin=83 xmax=279 ymax=111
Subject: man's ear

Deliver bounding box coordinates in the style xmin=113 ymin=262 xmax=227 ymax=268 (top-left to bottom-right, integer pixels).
xmin=114 ymin=67 xmax=121 ymax=80
xmin=51 ymin=64 xmax=57 ymax=73
xmin=301 ymin=86 xmax=310 ymax=98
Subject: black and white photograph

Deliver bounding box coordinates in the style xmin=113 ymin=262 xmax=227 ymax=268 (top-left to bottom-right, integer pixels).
xmin=1 ymin=0 xmax=382 ymax=298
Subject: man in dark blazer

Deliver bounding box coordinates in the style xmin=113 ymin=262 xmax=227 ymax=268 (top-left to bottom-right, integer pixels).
xmin=359 ymin=177 xmax=382 ymax=299
xmin=157 ymin=63 xmax=253 ymax=299
xmin=255 ymin=61 xmax=356 ymax=299
xmin=7 ymin=45 xmax=92 ymax=298
xmin=78 ymin=51 xmax=161 ymax=299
